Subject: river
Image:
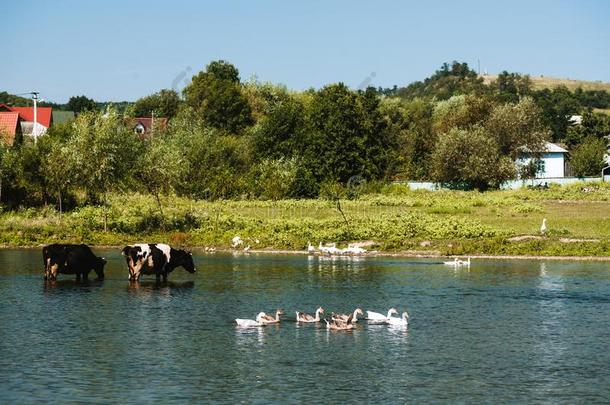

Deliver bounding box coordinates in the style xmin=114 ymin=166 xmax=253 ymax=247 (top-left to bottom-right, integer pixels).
xmin=1 ymin=249 xmax=609 ymax=403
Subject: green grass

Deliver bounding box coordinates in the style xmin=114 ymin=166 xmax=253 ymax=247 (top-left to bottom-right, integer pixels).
xmin=2 ymin=181 xmax=610 ymax=257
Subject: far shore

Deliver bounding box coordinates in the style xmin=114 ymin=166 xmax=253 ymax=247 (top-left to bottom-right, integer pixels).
xmin=3 ymin=245 xmax=610 ymax=262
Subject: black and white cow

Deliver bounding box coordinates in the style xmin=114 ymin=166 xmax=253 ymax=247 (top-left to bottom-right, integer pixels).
xmin=42 ymin=244 xmax=107 ymax=281
xmin=121 ymin=243 xmax=196 ymax=282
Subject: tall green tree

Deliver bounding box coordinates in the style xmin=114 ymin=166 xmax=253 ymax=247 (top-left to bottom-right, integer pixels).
xmin=66 ymin=108 xmax=139 ymax=229
xmin=430 ymin=127 xmax=515 ymax=190
xmin=183 ymin=60 xmax=253 ymax=133
xmin=67 ymin=95 xmax=97 ymax=113
xmin=570 ymin=136 xmax=607 ymax=177
xmin=131 ymin=89 xmax=181 ymax=118
xmin=303 ymin=83 xmax=367 ymax=184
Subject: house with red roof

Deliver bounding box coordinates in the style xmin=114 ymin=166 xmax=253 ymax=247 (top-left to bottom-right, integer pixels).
xmin=0 ymin=111 xmax=22 ymax=145
xmin=0 ymin=103 xmax=53 ymax=140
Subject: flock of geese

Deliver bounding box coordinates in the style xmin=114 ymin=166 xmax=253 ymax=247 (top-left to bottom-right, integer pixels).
xmin=235 ymin=307 xmax=409 ymax=331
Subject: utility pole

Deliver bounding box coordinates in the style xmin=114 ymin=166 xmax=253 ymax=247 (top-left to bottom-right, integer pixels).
xmin=31 ymin=91 xmax=39 ymax=143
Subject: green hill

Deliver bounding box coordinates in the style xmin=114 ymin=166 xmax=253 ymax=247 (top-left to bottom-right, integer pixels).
xmin=481 ymin=74 xmax=610 ymax=92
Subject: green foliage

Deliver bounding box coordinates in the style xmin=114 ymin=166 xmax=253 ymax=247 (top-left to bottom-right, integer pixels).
xmin=491 ymin=71 xmax=533 ymax=103
xmin=565 ymin=110 xmax=610 ymax=147
xmin=431 ymin=127 xmax=516 ymax=190
xmin=67 ymin=95 xmax=97 ymax=113
xmin=183 ymin=60 xmax=253 ymax=133
xmin=396 ymin=61 xmax=488 ymax=100
xmin=66 ymin=108 xmax=139 ymax=201
xmin=570 ymin=136 xmax=607 ymax=177
xmin=130 ymin=89 xmax=181 ymax=118
xmin=484 ymin=97 xmax=549 ymax=158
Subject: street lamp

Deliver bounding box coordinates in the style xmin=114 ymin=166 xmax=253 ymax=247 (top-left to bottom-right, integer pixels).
xmin=31 ymin=91 xmax=39 ymax=142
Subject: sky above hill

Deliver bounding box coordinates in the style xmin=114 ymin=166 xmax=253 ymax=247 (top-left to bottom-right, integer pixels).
xmin=2 ymin=0 xmax=609 ymax=103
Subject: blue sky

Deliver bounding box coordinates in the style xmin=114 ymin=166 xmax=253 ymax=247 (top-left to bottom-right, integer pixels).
xmin=2 ymin=0 xmax=609 ymax=103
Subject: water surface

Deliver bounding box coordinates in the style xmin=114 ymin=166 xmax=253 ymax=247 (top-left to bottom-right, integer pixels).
xmin=1 ymin=249 xmax=609 ymax=403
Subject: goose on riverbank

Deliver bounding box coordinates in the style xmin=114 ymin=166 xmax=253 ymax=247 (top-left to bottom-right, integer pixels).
xmin=235 ymin=312 xmax=265 ymax=327
xmin=307 ymin=242 xmax=316 ymax=254
xmin=260 ymin=310 xmax=283 ymax=324
xmin=540 ymin=218 xmax=547 ymax=235
xmin=366 ymin=308 xmax=397 ymax=322
xmin=296 ymin=307 xmax=324 ymax=322
xmin=332 ymin=308 xmax=363 ymax=323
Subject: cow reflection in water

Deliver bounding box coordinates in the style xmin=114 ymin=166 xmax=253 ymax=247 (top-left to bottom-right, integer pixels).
xmin=121 ymin=243 xmax=196 ymax=283
xmin=127 ymin=280 xmax=195 ymax=292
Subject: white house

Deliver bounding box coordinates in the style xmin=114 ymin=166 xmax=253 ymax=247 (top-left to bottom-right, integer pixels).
xmin=517 ymin=142 xmax=568 ymax=178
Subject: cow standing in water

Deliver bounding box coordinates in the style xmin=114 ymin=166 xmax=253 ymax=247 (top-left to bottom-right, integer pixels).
xmin=42 ymin=244 xmax=106 ymax=281
xmin=121 ymin=243 xmax=196 ymax=283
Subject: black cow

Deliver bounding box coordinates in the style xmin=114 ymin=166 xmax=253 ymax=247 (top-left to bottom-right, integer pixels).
xmin=121 ymin=243 xmax=196 ymax=283
xmin=42 ymin=244 xmax=106 ymax=281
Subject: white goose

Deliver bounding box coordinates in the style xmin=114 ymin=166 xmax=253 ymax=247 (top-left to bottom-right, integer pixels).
xmin=307 ymin=242 xmax=316 ymax=254
xmin=259 ymin=310 xmax=283 ymax=324
xmin=387 ymin=311 xmax=409 ymax=326
xmin=235 ymin=312 xmax=265 ymax=327
xmin=456 ymin=257 xmax=471 ymax=267
xmin=443 ymin=258 xmax=459 ymax=266
xmin=366 ymin=308 xmax=397 ymax=322
xmin=332 ymin=308 xmax=364 ymax=323
xmin=540 ymin=218 xmax=547 ymax=236
xmin=296 ymin=307 xmax=324 ymax=323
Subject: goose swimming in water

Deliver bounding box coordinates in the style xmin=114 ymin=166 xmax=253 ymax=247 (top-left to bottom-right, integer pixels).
xmin=366 ymin=308 xmax=397 ymax=322
xmin=332 ymin=308 xmax=364 ymax=323
xmin=325 ymin=314 xmax=355 ymax=331
xmin=296 ymin=307 xmax=324 ymax=322
xmin=387 ymin=311 xmax=409 ymax=326
xmin=259 ymin=310 xmax=284 ymax=324
xmin=235 ymin=312 xmax=265 ymax=328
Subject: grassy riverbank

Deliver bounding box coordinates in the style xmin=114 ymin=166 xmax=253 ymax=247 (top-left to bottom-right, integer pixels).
xmin=2 ymin=182 xmax=610 ymax=257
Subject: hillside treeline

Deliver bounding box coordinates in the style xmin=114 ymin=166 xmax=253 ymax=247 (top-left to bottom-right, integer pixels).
xmin=1 ymin=61 xmax=609 ymax=210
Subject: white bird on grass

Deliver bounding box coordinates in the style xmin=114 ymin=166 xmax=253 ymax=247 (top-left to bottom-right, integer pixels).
xmin=307 ymin=241 xmax=316 ymax=254
xmin=540 ymin=218 xmax=547 ymax=236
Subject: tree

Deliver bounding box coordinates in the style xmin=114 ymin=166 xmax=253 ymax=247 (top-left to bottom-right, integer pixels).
xmin=396 ymin=61 xmax=488 ymax=101
xmin=570 ymin=136 xmax=607 ymax=177
xmin=131 ymin=89 xmax=181 ymax=118
xmin=169 ymin=109 xmax=253 ymax=199
xmin=252 ymin=96 xmax=305 ymax=159
xmin=67 ymin=95 xmax=97 ymax=113
xmin=41 ymin=138 xmax=72 ymax=214
xmin=302 ymin=83 xmax=367 ymax=184
xmin=492 ymin=71 xmax=533 ymax=103
xmin=183 ymin=60 xmax=253 ymax=133
xmin=430 ymin=127 xmax=516 ymax=190
xmin=133 ymin=135 xmax=185 ymax=218
xmin=533 ymin=86 xmax=580 ymax=141
xmin=565 ymin=110 xmax=610 ymax=147
xmin=65 ymin=108 xmax=139 ymax=229
xmin=484 ymin=97 xmax=550 ymax=159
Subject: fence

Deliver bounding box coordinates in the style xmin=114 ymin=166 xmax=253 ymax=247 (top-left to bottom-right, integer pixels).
xmin=401 ymin=176 xmax=610 ymax=191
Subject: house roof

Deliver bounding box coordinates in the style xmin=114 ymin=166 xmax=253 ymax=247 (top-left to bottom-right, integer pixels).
xmin=544 ymin=142 xmax=568 ymax=153
xmin=0 ymin=112 xmax=21 ymax=145
xmin=126 ymin=117 xmax=169 ymax=139
xmin=9 ymin=106 xmax=52 ymax=127
xmin=520 ymin=142 xmax=568 ymax=154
